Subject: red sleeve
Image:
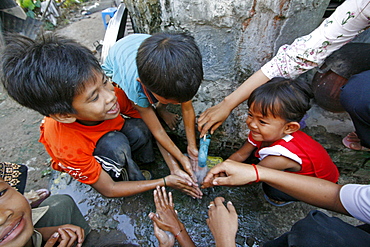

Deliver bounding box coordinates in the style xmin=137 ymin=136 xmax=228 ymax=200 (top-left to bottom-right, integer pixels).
xmin=115 ymin=87 xmax=141 ymax=118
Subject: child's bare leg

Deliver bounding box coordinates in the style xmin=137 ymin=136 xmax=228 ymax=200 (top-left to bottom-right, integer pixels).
xmin=156 ymin=103 xmax=180 ymax=130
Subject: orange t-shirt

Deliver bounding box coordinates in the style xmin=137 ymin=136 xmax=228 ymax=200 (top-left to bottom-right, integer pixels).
xmin=39 ymin=87 xmax=141 ymax=184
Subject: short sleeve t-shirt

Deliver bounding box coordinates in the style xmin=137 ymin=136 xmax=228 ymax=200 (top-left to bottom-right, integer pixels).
xmin=102 ymin=34 xmax=153 ymax=108
xmin=248 ymin=130 xmax=339 ymax=183
xmin=340 ymin=184 xmax=370 ymax=224
xmin=39 ymin=87 xmax=140 ymax=184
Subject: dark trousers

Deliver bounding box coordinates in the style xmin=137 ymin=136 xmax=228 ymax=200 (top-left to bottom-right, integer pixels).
xmin=93 ymin=118 xmax=154 ymax=181
xmin=340 ymin=70 xmax=370 ymax=148
xmin=35 ymin=194 xmax=91 ymax=235
xmin=262 ymin=182 xmax=298 ymax=202
xmin=264 ymin=210 xmax=370 ymax=247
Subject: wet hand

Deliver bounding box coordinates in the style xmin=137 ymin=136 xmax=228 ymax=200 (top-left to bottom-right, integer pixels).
xmin=149 ymin=186 xmax=183 ymax=233
xmin=166 ymin=175 xmax=202 ymax=199
xmin=197 ymin=102 xmax=231 ymax=137
xmin=206 ymin=197 xmax=238 ymax=246
xmin=178 ymin=155 xmax=198 ymax=184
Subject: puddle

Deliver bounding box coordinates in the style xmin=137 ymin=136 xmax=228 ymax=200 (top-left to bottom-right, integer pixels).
xmin=49 ymin=166 xmax=319 ymax=246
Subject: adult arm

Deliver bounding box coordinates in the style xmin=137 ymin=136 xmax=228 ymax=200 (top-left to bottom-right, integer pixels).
xmin=202 ymin=159 xmax=348 ymax=215
xmin=92 ymin=170 xmax=201 ymax=198
xmin=198 ymin=0 xmax=370 ymax=137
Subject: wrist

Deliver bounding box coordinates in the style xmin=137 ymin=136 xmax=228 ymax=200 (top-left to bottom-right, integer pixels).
xmin=222 ymin=95 xmax=238 ymax=112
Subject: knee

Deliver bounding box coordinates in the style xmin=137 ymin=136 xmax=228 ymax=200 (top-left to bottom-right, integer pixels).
xmin=96 ymin=131 xmax=130 ymax=152
xmin=40 ymin=194 xmax=76 ymax=212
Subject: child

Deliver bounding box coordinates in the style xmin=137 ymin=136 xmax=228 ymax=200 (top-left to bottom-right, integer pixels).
xmin=1 ymin=33 xmax=201 ymax=199
xmin=0 ymin=177 xmax=88 ymax=247
xmin=228 ymin=78 xmax=339 ymax=205
xmin=102 ymin=33 xmax=203 ymax=193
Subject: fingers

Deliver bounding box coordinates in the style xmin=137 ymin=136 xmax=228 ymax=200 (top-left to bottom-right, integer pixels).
xmin=58 ymin=228 xmax=78 ymax=247
xmin=202 ymin=163 xmax=227 ymax=185
xmin=44 ymin=232 xmax=60 ymax=247
xmin=226 ymin=201 xmax=237 ymax=215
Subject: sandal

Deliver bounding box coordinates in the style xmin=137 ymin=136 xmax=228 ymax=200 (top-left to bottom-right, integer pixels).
xmin=342 ymin=132 xmax=370 ymax=151
xmin=263 ymin=194 xmax=294 ymax=207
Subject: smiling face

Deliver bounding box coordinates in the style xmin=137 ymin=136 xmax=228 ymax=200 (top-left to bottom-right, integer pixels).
xmin=70 ymin=71 xmax=120 ymax=126
xmin=246 ymin=103 xmax=291 ymax=144
xmin=0 ymin=179 xmax=33 ymax=247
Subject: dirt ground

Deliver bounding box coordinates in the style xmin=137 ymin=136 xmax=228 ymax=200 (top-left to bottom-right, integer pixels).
xmin=0 ymin=6 xmax=106 ymax=192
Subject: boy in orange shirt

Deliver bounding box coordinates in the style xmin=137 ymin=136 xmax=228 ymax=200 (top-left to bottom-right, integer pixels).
xmin=1 ymin=33 xmax=201 ymax=198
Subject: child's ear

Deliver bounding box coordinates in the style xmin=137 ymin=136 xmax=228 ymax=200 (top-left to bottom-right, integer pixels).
xmin=49 ymin=113 xmax=77 ymax=124
xmin=284 ymin=122 xmax=300 ymax=134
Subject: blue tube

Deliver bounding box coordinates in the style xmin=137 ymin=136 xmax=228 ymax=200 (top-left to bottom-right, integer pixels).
xmin=198 ymin=134 xmax=211 ymax=168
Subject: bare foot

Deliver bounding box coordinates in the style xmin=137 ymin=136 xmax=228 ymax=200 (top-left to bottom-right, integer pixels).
xmin=156 ymin=103 xmax=180 ymax=130
xmin=342 ymin=132 xmax=369 ymax=151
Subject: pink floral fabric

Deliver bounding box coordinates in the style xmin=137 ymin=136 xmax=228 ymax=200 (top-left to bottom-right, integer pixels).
xmin=261 ymin=0 xmax=370 ymax=79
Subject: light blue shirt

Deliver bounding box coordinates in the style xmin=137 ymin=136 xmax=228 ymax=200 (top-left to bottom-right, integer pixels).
xmin=102 ymin=34 xmax=152 ymax=108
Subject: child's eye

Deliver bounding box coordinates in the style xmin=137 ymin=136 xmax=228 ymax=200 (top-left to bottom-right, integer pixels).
xmin=91 ymin=95 xmax=99 ymax=102
xmin=259 ymin=120 xmax=267 ymax=124
xmin=0 ymin=189 xmax=8 ymax=197
xmin=247 ymin=113 xmax=253 ymax=117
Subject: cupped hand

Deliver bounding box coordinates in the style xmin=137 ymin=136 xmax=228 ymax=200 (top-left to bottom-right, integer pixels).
xmin=166 ymin=175 xmax=202 ymax=199
xmin=178 ymin=155 xmax=198 ymax=184
xmin=152 ymin=221 xmax=175 ymax=247
xmin=197 ymin=102 xmax=232 ymax=137
xmin=202 ymin=159 xmax=256 ymax=188
xmin=206 ymin=197 xmax=238 ymax=246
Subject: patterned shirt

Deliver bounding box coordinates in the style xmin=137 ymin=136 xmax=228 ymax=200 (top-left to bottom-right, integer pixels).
xmin=261 ymin=0 xmax=370 ymax=79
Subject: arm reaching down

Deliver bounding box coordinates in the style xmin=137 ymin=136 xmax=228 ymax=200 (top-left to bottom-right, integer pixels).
xmin=202 ymin=159 xmax=348 ymax=215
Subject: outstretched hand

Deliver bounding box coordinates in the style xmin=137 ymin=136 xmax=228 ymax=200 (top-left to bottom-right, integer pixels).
xmin=202 ymin=159 xmax=258 ymax=188
xmin=149 ymin=186 xmax=183 ymax=234
xmin=207 ymin=197 xmax=238 ymax=247
xmin=149 ymin=186 xmax=195 ymax=247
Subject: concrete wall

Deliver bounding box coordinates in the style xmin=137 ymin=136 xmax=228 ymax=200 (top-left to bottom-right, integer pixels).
xmin=122 ymin=0 xmax=350 ymax=154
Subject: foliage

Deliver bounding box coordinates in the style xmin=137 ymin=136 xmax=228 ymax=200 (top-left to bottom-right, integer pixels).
xmin=17 ymin=0 xmax=41 ymax=18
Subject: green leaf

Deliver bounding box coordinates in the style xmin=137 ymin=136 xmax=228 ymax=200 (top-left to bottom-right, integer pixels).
xmin=26 ymin=9 xmax=35 ymax=18
xmin=34 ymin=0 xmax=41 ymax=8
xmin=22 ymin=0 xmax=35 ymax=10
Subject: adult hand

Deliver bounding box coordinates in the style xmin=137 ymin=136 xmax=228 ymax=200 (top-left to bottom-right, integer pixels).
xmin=198 ymin=101 xmax=232 ymax=137
xmin=166 ymin=175 xmax=202 ymax=199
xmin=207 ymin=197 xmax=238 ymax=247
xmin=44 ymin=225 xmax=84 ymax=247
xmin=202 ymin=159 xmax=257 ymax=188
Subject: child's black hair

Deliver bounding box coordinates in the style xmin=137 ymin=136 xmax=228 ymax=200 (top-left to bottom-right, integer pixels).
xmin=1 ymin=33 xmax=102 ymax=116
xmin=136 ymin=32 xmax=203 ymax=103
xmin=247 ymin=77 xmax=313 ymax=122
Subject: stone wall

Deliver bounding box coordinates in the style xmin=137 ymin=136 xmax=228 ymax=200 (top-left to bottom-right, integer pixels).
xmin=122 ymin=0 xmax=353 ymax=155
